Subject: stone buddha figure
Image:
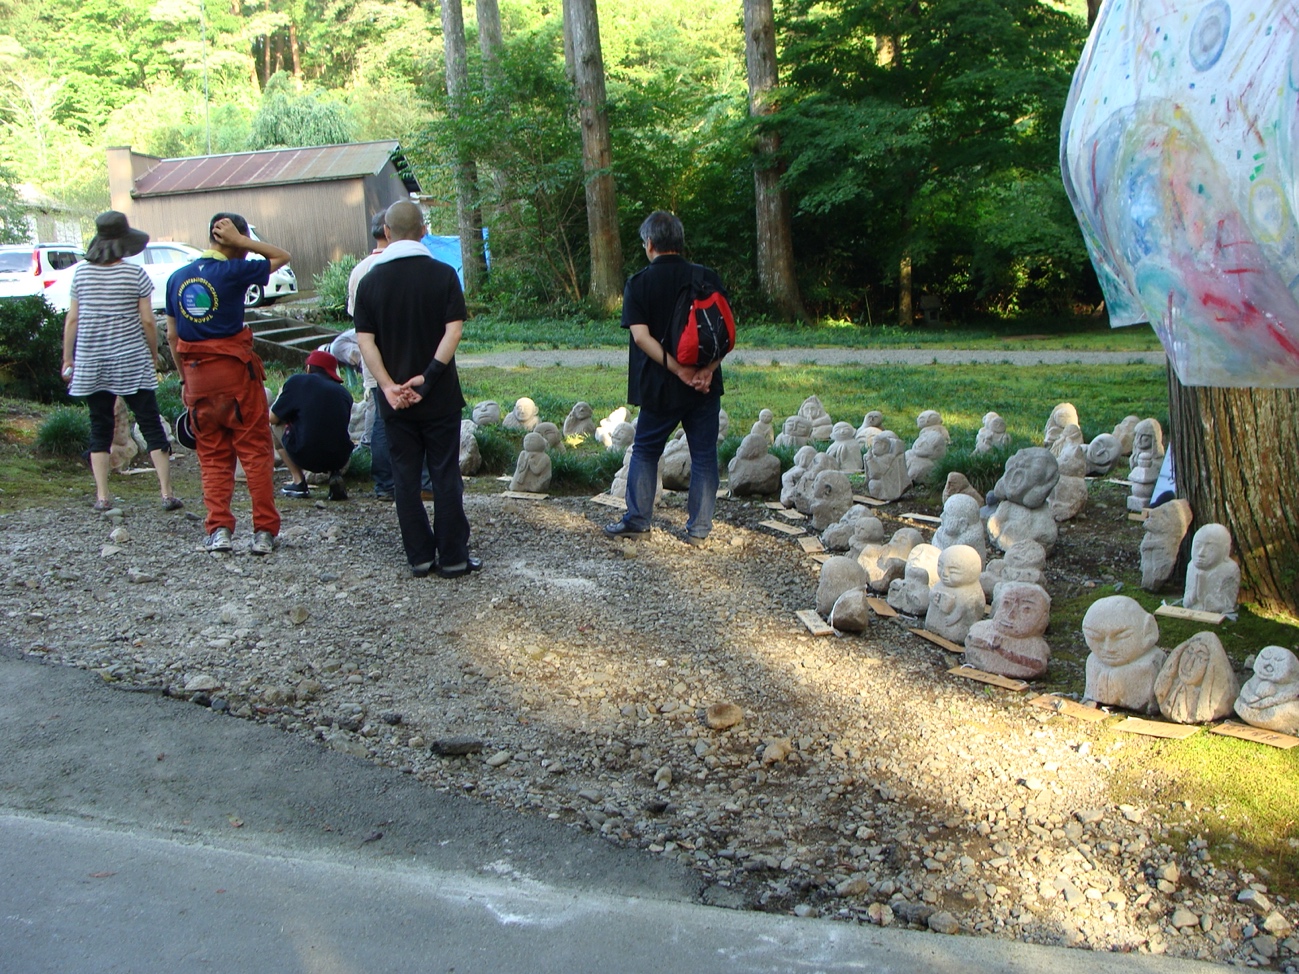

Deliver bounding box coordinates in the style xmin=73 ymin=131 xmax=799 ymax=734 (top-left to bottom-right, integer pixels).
xmin=1127 ymin=418 xmax=1165 ymax=512
xmin=906 ymin=421 xmax=948 ymax=485
xmin=1139 ymin=499 xmax=1193 ymax=592
xmin=975 ymin=412 xmax=1010 ymax=454
xmin=858 ymin=527 xmax=923 ymax=591
xmin=793 ymin=452 xmax=836 ymax=514
xmin=660 ymin=430 xmax=692 ymax=491
xmin=727 ymin=432 xmax=780 ymax=496
xmin=534 ymin=421 xmax=563 ymax=452
xmin=1154 ymin=631 xmax=1239 ymax=724
xmin=964 ymin=581 xmax=1052 ymax=679
xmin=826 ymin=422 xmax=864 ymax=472
xmin=459 ymin=419 xmax=482 ymax=475
xmin=1085 ymin=433 xmax=1121 ymax=476
xmin=1048 ymin=439 xmax=1089 ymax=522
xmin=472 ymin=400 xmax=502 ymax=426
xmin=780 ymin=445 xmax=818 ymax=508
xmin=887 ymin=543 xmax=941 ymax=616
xmin=1183 ymin=523 xmax=1241 ymax=614
xmin=933 ymin=493 xmax=987 ymax=566
xmin=942 ymin=472 xmax=984 ymax=506
xmin=980 ymin=538 xmax=1047 ymax=600
xmin=856 ymin=410 xmax=886 ymax=449
xmin=1082 ymin=595 xmax=1166 ymax=713
xmin=509 ymin=431 xmax=552 ymax=492
xmin=775 ymin=414 xmax=813 ymax=450
xmin=986 ymin=447 xmax=1060 ymax=552
xmin=1044 ymin=402 xmax=1079 ymax=452
xmin=1112 ymin=415 xmax=1140 ymax=457
xmin=924 ymin=544 xmax=986 ymax=643
xmin=1235 ymin=646 xmax=1299 ymax=735
xmin=562 ymin=401 xmax=596 ymax=439
xmin=798 ymin=395 xmax=834 ymax=441
xmin=866 ymin=431 xmax=911 ymax=501
xmin=503 ymin=396 xmax=540 ymax=432
xmin=595 ymin=406 xmax=630 ymax=447
xmin=750 ymin=408 xmax=776 ymax=446
xmin=809 ymin=469 xmax=854 ymax=530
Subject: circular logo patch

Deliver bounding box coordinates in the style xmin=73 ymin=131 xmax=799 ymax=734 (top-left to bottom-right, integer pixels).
xmin=178 ymin=277 xmax=219 ymax=323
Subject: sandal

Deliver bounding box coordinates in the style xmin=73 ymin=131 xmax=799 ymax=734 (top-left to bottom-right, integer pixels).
xmin=161 ymin=495 xmax=184 ymax=511
xmin=92 ymin=498 xmax=113 ymax=512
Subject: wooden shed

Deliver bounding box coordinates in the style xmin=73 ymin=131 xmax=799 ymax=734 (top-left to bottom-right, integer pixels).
xmin=106 ymin=142 xmax=420 ymax=290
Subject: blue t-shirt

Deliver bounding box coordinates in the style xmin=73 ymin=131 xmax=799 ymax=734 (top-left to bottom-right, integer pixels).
xmin=166 ymin=255 xmax=270 ymax=341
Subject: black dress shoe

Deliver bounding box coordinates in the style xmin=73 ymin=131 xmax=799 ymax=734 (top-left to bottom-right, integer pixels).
xmin=410 ymin=560 xmax=437 ymax=578
xmin=437 ymin=556 xmax=484 ymax=579
xmin=603 ymin=521 xmax=650 ymax=539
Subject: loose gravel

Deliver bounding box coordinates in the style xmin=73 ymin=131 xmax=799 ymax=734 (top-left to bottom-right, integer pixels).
xmin=3 ymin=476 xmax=1294 ymax=967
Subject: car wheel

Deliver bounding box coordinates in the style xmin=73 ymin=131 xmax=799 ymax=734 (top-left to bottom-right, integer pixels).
xmin=245 ymin=284 xmax=265 ymax=308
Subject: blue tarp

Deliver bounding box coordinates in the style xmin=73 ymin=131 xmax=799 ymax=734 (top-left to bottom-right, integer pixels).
xmin=421 ymin=232 xmax=489 ymax=288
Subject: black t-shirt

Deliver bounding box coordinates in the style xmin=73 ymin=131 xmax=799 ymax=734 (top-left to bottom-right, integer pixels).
xmin=353 ymin=254 xmax=468 ymax=419
xmin=271 ymin=372 xmax=355 ymax=472
xmin=621 ymin=254 xmax=725 ymax=412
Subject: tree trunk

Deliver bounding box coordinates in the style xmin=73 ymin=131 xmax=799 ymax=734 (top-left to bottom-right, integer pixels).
xmin=440 ymin=0 xmax=487 ymax=295
xmin=743 ymin=0 xmax=808 ymax=323
xmin=476 ymin=0 xmax=504 ymax=78
xmin=563 ymin=0 xmax=624 ymax=312
xmin=898 ymin=252 xmax=912 ymax=325
xmin=1087 ymin=0 xmax=1102 ymax=27
xmin=290 ymin=19 xmax=301 ymax=79
xmin=1167 ymin=370 xmax=1299 ymax=621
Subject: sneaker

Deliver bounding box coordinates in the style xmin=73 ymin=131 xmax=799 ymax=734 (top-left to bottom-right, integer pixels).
xmin=206 ymin=527 xmax=233 ymax=553
xmin=281 ymin=481 xmax=309 ymax=498
xmin=683 ymin=533 xmax=709 ymax=548
xmin=92 ymin=498 xmax=114 ymax=513
xmin=161 ymin=495 xmax=184 ymax=512
xmin=327 ymin=473 xmax=348 ymax=501
xmin=250 ymin=530 xmax=275 ymax=556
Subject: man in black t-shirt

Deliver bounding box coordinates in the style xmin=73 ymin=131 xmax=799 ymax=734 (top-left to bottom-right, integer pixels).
xmin=354 ymin=201 xmax=479 ymax=579
xmin=604 ymin=211 xmax=726 ymax=547
xmin=270 ymin=350 xmax=355 ymax=501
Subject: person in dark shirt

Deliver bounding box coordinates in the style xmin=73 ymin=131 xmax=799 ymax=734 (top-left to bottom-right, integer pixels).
xmin=604 ymin=211 xmax=725 ymax=547
xmin=270 ymin=350 xmax=356 ymax=501
xmin=353 ymin=201 xmax=480 ymax=579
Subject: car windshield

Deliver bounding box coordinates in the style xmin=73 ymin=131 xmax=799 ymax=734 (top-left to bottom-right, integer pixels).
xmin=0 ymin=251 xmax=31 ymax=273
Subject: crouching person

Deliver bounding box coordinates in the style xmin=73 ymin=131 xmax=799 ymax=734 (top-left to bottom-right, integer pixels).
xmin=271 ymin=350 xmax=355 ymax=501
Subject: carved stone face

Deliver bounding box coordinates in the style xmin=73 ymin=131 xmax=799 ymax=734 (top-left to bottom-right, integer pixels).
xmin=514 ymin=397 xmax=538 ymax=421
xmin=473 ymin=400 xmax=501 ymax=425
xmin=916 ymin=409 xmax=941 ymax=429
xmin=522 ymin=431 xmax=546 ymax=452
xmin=937 ymin=545 xmax=981 ymax=587
xmin=611 ymin=422 xmax=636 ymax=451
xmin=989 ymin=416 xmax=1007 ymax=434
xmin=759 ymin=408 xmax=773 ymax=424
xmin=831 ymin=422 xmax=856 ymax=442
xmin=995 ymin=448 xmax=1060 ymax=507
xmin=784 ymin=415 xmax=810 ymax=437
xmin=1087 ymin=434 xmax=1120 ymax=468
xmin=793 ymin=445 xmax=818 ymax=469
xmin=1133 ymin=418 xmax=1163 ymax=455
xmin=1191 ymin=525 xmax=1230 ymax=569
xmin=1254 ymin=646 xmax=1299 ymax=683
xmin=940 ymin=494 xmax=978 ymax=534
xmin=863 ymin=411 xmax=884 ymax=429
xmin=570 ymin=401 xmax=592 ymax=421
xmin=1082 ymin=595 xmax=1159 ymax=666
xmin=994 ymin=582 xmax=1050 ymax=637
xmin=1178 ymin=639 xmax=1209 ymax=684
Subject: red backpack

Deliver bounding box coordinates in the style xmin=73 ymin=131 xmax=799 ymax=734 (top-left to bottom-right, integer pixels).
xmin=668 ymin=265 xmax=735 ymax=367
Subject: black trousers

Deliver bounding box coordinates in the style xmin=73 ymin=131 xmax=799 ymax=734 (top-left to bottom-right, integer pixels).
xmin=384 ymin=408 xmax=469 ymax=568
xmin=85 ymin=389 xmax=170 ymax=454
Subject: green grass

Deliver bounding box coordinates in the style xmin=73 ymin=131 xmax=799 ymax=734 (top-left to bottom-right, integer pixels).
xmin=458 ymin=313 xmax=1166 ymax=355
xmin=34 ymin=406 xmax=90 ymax=458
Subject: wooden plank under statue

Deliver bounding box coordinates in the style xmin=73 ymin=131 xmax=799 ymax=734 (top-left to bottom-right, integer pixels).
xmin=503 ymin=490 xmax=548 ymax=501
xmin=866 ymin=597 xmax=898 ymax=618
xmin=1209 ymin=721 xmax=1299 ymax=750
xmin=908 ymin=627 xmax=964 ymax=653
xmin=1028 ymin=694 xmax=1110 ymax=722
xmin=946 ymin=666 xmax=1029 ymax=692
xmin=1155 ymin=604 xmax=1226 ymax=625
xmin=589 ymin=494 xmax=626 ymax=509
xmin=797 ymin=536 xmax=824 ymax=554
xmin=796 ymin=610 xmax=834 ymax=636
xmin=760 ymin=519 xmax=806 ymax=537
xmin=901 ymin=512 xmax=942 ymax=525
xmin=1113 ymin=717 xmax=1200 ymax=740
xmin=852 ymin=494 xmax=887 ymax=507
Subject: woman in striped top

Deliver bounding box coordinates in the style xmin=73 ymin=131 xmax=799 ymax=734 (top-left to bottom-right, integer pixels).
xmin=61 ymin=211 xmax=181 ymax=512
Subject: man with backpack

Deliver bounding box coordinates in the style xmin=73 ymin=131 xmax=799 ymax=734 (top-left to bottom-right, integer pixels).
xmin=603 ymin=210 xmax=733 ymax=547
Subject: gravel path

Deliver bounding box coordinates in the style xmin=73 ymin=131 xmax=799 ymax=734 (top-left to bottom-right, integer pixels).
xmin=457 ymin=348 xmax=1168 ymax=369
xmin=2 ymin=476 xmax=1292 ymax=968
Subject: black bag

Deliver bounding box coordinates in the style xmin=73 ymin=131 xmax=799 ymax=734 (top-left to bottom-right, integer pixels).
xmin=668 ymin=265 xmax=735 ymax=367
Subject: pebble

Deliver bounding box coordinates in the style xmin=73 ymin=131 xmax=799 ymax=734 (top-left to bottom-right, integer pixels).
xmin=928 ymin=911 xmax=959 ymax=935
xmin=485 ymin=750 xmax=513 ymax=767
xmin=183 ymin=675 xmax=219 ymax=692
xmin=705 ymin=702 xmax=743 ymax=730
xmin=1171 ymin=908 xmax=1199 ymax=929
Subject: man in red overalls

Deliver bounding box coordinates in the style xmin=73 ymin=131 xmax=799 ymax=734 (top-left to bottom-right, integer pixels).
xmin=165 ymin=214 xmax=290 ymax=555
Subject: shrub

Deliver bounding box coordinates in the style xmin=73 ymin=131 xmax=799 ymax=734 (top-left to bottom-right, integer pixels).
xmin=718 ymin=434 xmax=742 ymax=471
xmin=35 ymin=405 xmax=89 ymax=457
xmin=155 ymin=374 xmax=184 ymax=423
xmin=0 ymin=296 xmax=67 ymax=402
xmin=313 ymin=255 xmax=359 ymax=322
xmin=345 ymin=445 xmax=372 ymax=480
xmin=549 ymin=448 xmax=624 ymax=491
xmin=473 ymin=424 xmax=519 ymax=475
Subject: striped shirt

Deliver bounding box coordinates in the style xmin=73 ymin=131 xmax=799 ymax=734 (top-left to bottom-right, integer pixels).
xmin=68 ymin=262 xmax=156 ymax=397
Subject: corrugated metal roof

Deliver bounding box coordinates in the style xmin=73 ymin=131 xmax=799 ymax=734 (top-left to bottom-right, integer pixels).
xmin=133 ymin=141 xmax=414 ymax=197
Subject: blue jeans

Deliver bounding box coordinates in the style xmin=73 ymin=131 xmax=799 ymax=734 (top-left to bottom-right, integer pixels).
xmin=369 ymin=388 xmax=393 ymax=496
xmin=622 ymin=397 xmax=720 ymax=538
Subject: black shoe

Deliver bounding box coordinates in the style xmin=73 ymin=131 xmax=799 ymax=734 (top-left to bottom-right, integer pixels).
xmin=328 ymin=473 xmax=348 ymax=501
xmin=436 ymin=556 xmax=483 ymax=579
xmin=683 ymin=533 xmax=709 ymax=548
xmin=410 ymin=560 xmax=436 ymax=578
xmin=281 ymin=481 xmax=309 ymax=498
xmin=603 ymin=521 xmax=650 ymax=539
xmin=375 ymin=492 xmax=394 ymax=502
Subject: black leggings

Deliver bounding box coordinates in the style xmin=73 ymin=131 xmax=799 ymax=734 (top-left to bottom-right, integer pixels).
xmin=85 ymin=389 xmax=171 ymax=455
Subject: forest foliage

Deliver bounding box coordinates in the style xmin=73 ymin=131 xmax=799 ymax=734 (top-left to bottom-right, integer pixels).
xmin=0 ymin=0 xmax=1092 ymax=321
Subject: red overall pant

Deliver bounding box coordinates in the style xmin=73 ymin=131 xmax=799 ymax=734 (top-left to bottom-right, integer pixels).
xmin=174 ymin=329 xmax=281 ymax=538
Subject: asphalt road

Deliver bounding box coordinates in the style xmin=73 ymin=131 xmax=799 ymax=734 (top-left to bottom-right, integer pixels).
xmin=0 ymin=647 xmax=1222 ymax=974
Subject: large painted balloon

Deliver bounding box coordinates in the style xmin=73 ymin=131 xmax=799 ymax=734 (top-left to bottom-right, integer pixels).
xmin=1061 ymin=0 xmax=1299 ymax=387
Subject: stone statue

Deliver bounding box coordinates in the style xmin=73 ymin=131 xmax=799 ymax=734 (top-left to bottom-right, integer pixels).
xmin=1049 ymin=423 xmax=1085 ymax=460
xmin=750 ymin=409 xmax=776 ymax=446
xmin=1112 ymin=415 xmax=1140 ymax=457
xmin=887 ymin=543 xmax=941 ymax=616
xmin=727 ymin=433 xmax=781 ymax=496
xmin=822 ymin=505 xmax=882 ymax=552
xmin=986 ymin=447 xmax=1060 ymax=552
xmin=809 ymin=469 xmax=854 ymax=530
xmin=793 ymin=452 xmax=837 ymax=515
xmin=610 ymin=445 xmax=662 ymax=502
xmin=964 ymin=581 xmax=1052 ymax=679
xmin=1139 ymin=499 xmax=1193 ymax=592
xmin=1183 ymin=524 xmax=1241 ymax=614
xmin=933 ymin=493 xmax=987 ymax=566
xmin=563 ymin=401 xmax=596 ymax=439
xmin=1044 ymin=403 xmax=1079 ymax=452
xmin=595 ymin=407 xmax=630 ymax=447
xmin=925 ymin=544 xmax=986 ymax=644
xmin=826 ymin=422 xmax=864 ymax=472
xmin=503 ymin=396 xmax=540 ymax=432
xmin=661 ymin=431 xmax=692 ymax=491
xmin=858 ymin=527 xmax=923 ymax=591
xmin=816 ymin=555 xmax=869 ymax=617
xmin=608 ymin=422 xmax=636 ymax=453
xmin=1085 ymin=433 xmax=1122 ymax=476
xmin=798 ymin=395 xmax=834 ymax=441
xmin=916 ymin=409 xmax=950 ymax=443
xmin=110 ymin=396 xmax=139 ymax=471
xmin=845 ymin=512 xmax=887 ymax=560
xmin=942 ymin=472 xmax=984 ymax=506
xmin=980 ymin=539 xmax=1047 ymax=600
xmin=975 ymin=412 xmax=1010 ymax=454
xmin=1082 ymin=596 xmax=1166 ymax=714
xmin=534 ymin=421 xmax=563 ymax=452
xmin=509 ymin=431 xmax=551 ymax=492
xmin=775 ymin=414 xmax=813 ymax=450
xmin=906 ymin=423 xmax=948 ymax=485
xmin=459 ymin=419 xmax=482 ymax=476
xmin=829 ymin=588 xmax=873 ymax=632
xmin=1235 ymin=646 xmax=1299 ymax=735
xmin=1048 ymin=440 xmax=1088 ymax=522
xmin=1127 ymin=418 xmax=1165 ymax=512
xmin=472 ymin=400 xmax=502 ymax=426
xmin=780 ymin=445 xmax=818 ymax=508
xmin=855 ymin=411 xmax=885 ymax=450
xmin=1154 ymin=632 xmax=1239 ymax=724
xmin=717 ymin=408 xmax=730 ymax=442
xmin=866 ymin=431 xmax=911 ymax=501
